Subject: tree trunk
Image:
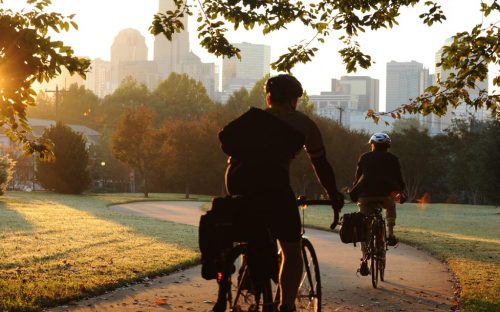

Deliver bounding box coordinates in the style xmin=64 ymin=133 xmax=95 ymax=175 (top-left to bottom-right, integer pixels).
xmin=143 ymin=175 xmax=149 ymax=198
xmin=185 ymin=182 xmax=190 ymax=199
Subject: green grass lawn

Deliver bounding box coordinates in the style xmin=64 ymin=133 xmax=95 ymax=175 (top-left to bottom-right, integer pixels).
xmin=1 ymin=192 xmax=498 ymax=311
xmin=303 ymin=202 xmax=500 ymax=312
xmin=0 ymin=191 xmax=210 ymax=312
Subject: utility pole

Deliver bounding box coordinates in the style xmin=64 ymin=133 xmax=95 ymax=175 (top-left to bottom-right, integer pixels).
xmin=44 ymin=85 xmax=65 ymax=122
xmin=336 ymin=106 xmax=345 ymax=126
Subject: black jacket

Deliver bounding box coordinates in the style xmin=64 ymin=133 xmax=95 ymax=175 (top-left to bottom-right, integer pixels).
xmin=350 ymin=150 xmax=406 ymax=201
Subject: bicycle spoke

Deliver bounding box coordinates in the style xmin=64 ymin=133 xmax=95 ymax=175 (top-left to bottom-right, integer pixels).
xmin=296 ymin=239 xmax=321 ymax=312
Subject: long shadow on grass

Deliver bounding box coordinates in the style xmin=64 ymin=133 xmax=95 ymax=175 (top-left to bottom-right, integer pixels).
xmin=0 ymin=201 xmax=34 ymax=234
xmin=42 ymin=194 xmax=200 ymax=251
xmin=0 ymin=238 xmax=124 ymax=270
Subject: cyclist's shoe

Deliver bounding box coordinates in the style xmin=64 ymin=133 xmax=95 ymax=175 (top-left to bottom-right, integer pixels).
xmin=358 ymin=260 xmax=370 ymax=276
xmin=387 ymin=235 xmax=398 ymax=246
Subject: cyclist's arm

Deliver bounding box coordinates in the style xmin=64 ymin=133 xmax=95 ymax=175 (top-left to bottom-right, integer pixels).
xmin=395 ymin=158 xmax=406 ymax=191
xmin=353 ymin=157 xmax=363 ymax=186
xmin=309 ymin=149 xmax=340 ymax=201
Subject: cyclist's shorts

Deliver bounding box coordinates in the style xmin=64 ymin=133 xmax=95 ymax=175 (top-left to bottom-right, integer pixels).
xmin=267 ymin=192 xmax=301 ymax=243
xmin=225 ymin=163 xmax=301 ymax=242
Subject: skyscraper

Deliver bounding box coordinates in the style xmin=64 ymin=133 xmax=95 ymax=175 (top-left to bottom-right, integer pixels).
xmin=110 ymin=28 xmax=149 ymax=89
xmin=222 ymin=42 xmax=271 ymax=92
xmin=153 ymin=0 xmax=216 ymax=97
xmin=331 ymin=76 xmax=379 ymax=112
xmin=154 ymin=0 xmax=190 ymax=80
xmin=386 ymin=61 xmax=428 ymax=113
xmin=84 ymin=58 xmax=111 ymax=98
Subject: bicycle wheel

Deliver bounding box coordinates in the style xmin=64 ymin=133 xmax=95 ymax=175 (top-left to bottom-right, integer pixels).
xmin=378 ymin=223 xmax=387 ymax=282
xmin=370 ymin=226 xmax=379 ymax=289
xmin=296 ymin=238 xmax=321 ymax=312
xmin=230 ymin=246 xmax=273 ymax=312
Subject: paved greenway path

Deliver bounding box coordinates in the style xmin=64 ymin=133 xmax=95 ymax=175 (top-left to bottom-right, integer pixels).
xmin=50 ymin=201 xmax=455 ymax=312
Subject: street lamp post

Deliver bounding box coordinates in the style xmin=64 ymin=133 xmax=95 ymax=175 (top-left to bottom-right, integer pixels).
xmin=100 ymin=161 xmax=106 ymax=192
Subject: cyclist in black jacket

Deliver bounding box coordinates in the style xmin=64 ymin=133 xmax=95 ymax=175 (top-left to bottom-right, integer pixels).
xmin=220 ymin=74 xmax=344 ymax=312
xmin=350 ymin=133 xmax=407 ymax=276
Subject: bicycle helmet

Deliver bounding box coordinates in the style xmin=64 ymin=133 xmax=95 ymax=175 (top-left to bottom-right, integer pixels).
xmin=368 ymin=133 xmax=391 ymax=146
xmin=265 ymin=74 xmax=303 ymax=103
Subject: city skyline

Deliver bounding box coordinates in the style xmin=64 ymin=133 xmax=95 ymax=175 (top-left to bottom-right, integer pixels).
xmin=4 ymin=0 xmax=498 ymax=111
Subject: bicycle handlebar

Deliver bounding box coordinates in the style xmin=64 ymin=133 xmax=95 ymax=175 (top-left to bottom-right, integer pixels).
xmin=296 ymin=197 xmax=340 ymax=231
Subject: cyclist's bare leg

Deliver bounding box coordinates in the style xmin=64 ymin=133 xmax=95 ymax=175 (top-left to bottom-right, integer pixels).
xmin=279 ymin=240 xmax=303 ymax=309
xmin=384 ymin=200 xmax=396 ymax=236
xmin=357 ymin=198 xmax=373 ymax=259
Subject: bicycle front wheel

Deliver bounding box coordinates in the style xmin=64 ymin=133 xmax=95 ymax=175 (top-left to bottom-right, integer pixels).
xmin=230 ymin=246 xmax=273 ymax=312
xmin=296 ymin=238 xmax=321 ymax=312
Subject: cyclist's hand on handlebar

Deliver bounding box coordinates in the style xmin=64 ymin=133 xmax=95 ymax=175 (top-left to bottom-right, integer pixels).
xmin=399 ymin=192 xmax=408 ymax=204
xmin=329 ymin=191 xmax=344 ymax=230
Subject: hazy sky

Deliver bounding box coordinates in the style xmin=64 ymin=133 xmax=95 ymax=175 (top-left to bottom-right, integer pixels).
xmin=5 ymin=0 xmax=499 ymax=110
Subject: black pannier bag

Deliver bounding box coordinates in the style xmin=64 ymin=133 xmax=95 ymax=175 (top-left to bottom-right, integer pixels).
xmin=199 ymin=196 xmax=277 ymax=281
xmin=339 ymin=212 xmax=368 ymax=246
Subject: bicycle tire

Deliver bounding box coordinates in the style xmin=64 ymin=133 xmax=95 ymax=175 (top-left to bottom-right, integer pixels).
xmin=370 ymin=222 xmax=379 ymax=289
xmin=296 ymin=238 xmax=322 ymax=312
xmin=230 ymin=246 xmax=273 ymax=312
xmin=379 ymin=221 xmax=387 ymax=282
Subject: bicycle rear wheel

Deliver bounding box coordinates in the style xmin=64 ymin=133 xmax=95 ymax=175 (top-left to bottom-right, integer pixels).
xmin=378 ymin=223 xmax=387 ymax=282
xmin=230 ymin=246 xmax=273 ymax=312
xmin=370 ymin=228 xmax=379 ymax=289
xmin=296 ymin=238 xmax=321 ymax=312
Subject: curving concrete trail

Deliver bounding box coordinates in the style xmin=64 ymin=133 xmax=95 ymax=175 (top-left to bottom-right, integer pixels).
xmin=49 ymin=201 xmax=455 ymax=312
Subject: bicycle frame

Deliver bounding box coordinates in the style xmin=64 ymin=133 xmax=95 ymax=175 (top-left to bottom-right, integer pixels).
xmin=212 ymin=198 xmax=333 ymax=312
xmin=363 ymin=204 xmax=388 ymax=288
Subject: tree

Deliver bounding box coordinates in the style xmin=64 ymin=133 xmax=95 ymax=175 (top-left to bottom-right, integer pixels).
xmin=0 ymin=0 xmax=90 ymax=155
xmin=390 ymin=126 xmax=435 ymax=202
xmin=0 ymin=155 xmax=15 ymax=195
xmin=28 ymin=90 xmax=55 ymax=120
xmin=225 ymin=87 xmax=250 ymax=115
xmin=97 ymin=77 xmax=152 ymax=132
xmin=440 ymin=118 xmax=500 ymax=205
xmin=57 ymin=83 xmax=100 ymax=127
xmin=153 ymin=73 xmax=215 ymax=120
xmin=151 ymin=1 xmax=499 ymax=119
xmin=158 ymin=106 xmax=235 ymax=197
xmin=36 ymin=123 xmax=91 ymax=194
xmin=112 ymin=106 xmax=162 ymax=197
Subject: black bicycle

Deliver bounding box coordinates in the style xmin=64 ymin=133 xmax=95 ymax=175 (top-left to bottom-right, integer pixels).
xmin=212 ymin=197 xmax=339 ymax=312
xmin=363 ymin=205 xmax=387 ymax=288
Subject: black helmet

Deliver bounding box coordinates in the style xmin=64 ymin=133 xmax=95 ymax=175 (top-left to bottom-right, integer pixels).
xmin=265 ymin=74 xmax=303 ymax=103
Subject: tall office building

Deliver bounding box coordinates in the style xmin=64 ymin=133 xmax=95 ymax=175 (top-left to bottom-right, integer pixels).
xmin=331 ymin=76 xmax=379 ymax=112
xmin=222 ymin=42 xmax=271 ymax=92
xmin=386 ymin=61 xmax=428 ymax=113
xmin=154 ymin=0 xmax=190 ymax=80
xmin=84 ymin=58 xmax=111 ymax=98
xmin=110 ymin=28 xmax=149 ymax=90
xmin=153 ymin=0 xmax=216 ymax=97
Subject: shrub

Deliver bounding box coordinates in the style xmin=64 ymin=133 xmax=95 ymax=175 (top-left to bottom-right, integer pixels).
xmin=0 ymin=155 xmax=15 ymax=195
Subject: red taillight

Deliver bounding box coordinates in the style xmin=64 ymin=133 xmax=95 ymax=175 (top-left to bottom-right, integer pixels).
xmin=217 ymin=272 xmax=223 ymax=283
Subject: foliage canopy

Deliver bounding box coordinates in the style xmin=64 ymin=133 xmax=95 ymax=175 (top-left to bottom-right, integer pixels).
xmin=0 ymin=0 xmax=90 ymax=157
xmin=151 ymin=0 xmax=499 ymax=120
